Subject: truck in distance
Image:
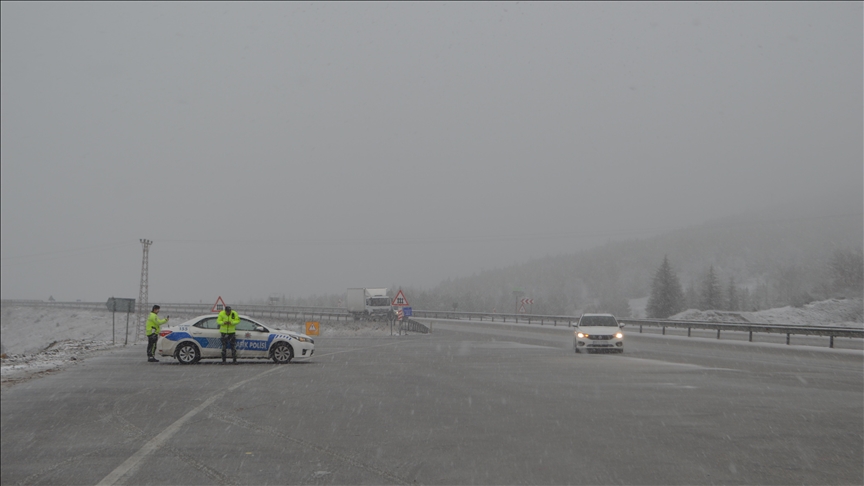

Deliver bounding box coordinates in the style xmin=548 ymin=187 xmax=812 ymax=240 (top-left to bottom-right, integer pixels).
xmin=346 ymin=288 xmax=393 ymax=321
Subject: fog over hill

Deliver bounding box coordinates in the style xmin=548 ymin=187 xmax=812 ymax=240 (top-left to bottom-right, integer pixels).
xmin=274 ymin=190 xmax=863 ymax=316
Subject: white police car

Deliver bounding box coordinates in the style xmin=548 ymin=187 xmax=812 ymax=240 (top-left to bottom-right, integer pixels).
xmin=156 ymin=314 xmax=314 ymax=364
xmin=574 ymin=313 xmax=624 ymax=353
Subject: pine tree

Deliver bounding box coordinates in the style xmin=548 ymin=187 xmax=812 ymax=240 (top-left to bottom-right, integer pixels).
xmin=740 ymin=287 xmax=752 ymax=312
xmin=646 ymin=256 xmax=685 ymax=318
xmin=829 ymin=247 xmax=864 ymax=294
xmin=685 ymin=283 xmax=699 ymax=310
xmin=726 ymin=277 xmax=739 ymax=311
xmin=700 ymin=265 xmax=722 ymax=310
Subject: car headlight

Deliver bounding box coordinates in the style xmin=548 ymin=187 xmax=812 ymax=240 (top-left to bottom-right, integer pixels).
xmin=294 ymin=336 xmax=314 ymax=344
xmin=577 ymin=332 xmax=585 ymax=338
xmin=615 ymin=332 xmax=623 ymax=339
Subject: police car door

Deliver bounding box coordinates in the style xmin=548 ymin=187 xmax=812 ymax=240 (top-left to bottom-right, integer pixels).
xmin=235 ymin=318 xmax=268 ymax=357
xmin=191 ymin=317 xmax=222 ymax=357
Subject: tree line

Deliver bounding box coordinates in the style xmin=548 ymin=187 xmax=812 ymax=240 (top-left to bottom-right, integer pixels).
xmin=647 ymin=248 xmax=863 ymax=318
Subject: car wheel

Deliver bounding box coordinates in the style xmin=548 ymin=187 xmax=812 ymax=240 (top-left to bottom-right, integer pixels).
xmin=271 ymin=342 xmax=293 ymax=364
xmin=176 ymin=342 xmax=200 ymax=364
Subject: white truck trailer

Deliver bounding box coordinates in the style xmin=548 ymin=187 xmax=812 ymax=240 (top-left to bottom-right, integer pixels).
xmin=346 ymin=288 xmax=393 ymax=320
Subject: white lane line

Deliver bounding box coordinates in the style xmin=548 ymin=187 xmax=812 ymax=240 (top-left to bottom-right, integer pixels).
xmin=97 ymin=339 xmax=407 ymax=485
xmin=96 ymin=391 xmax=225 ymax=485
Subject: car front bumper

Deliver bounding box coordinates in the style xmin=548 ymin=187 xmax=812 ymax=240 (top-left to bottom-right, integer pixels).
xmin=576 ymin=340 xmax=623 ymax=350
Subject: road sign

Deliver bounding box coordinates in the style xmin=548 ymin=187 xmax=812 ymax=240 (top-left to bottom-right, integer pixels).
xmin=106 ymin=297 xmax=135 ymax=313
xmin=396 ymin=309 xmax=404 ymax=321
xmin=106 ymin=297 xmax=136 ymax=346
xmin=392 ymin=289 xmax=410 ymax=307
xmin=402 ymin=307 xmax=412 ymax=317
xmin=211 ymin=296 xmax=226 ymax=313
xmin=305 ymin=321 xmax=320 ymax=336
xmin=519 ymin=302 xmax=526 ymax=313
xmin=521 ymin=298 xmax=534 ymax=305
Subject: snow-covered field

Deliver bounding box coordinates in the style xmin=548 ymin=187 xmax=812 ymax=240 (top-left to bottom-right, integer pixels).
xmin=0 ymin=305 xmax=394 ymax=387
xmin=670 ymin=297 xmax=863 ymax=328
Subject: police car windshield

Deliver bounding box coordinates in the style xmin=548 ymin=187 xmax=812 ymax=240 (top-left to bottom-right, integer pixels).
xmin=579 ymin=316 xmax=618 ymax=327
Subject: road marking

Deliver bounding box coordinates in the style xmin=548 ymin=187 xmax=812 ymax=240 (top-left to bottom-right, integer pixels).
xmin=97 ymin=340 xmax=408 ymax=485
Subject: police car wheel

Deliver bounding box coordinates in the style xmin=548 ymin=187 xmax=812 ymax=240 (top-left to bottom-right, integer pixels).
xmin=271 ymin=342 xmax=293 ymax=364
xmin=176 ymin=343 xmax=200 ymax=364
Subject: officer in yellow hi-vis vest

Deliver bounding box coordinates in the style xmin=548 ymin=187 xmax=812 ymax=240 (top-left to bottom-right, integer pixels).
xmin=217 ymin=306 xmax=240 ymax=364
xmin=146 ymin=305 xmax=169 ymax=362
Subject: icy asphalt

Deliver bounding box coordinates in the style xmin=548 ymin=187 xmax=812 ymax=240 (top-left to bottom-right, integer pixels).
xmin=1 ymin=319 xmax=862 ymax=485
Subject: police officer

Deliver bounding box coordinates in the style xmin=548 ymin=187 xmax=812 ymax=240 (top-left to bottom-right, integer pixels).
xmin=146 ymin=305 xmax=169 ymax=362
xmin=217 ymin=305 xmax=240 ymax=364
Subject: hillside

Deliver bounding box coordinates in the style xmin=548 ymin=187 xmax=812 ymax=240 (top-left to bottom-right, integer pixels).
xmin=400 ymin=192 xmax=862 ymax=316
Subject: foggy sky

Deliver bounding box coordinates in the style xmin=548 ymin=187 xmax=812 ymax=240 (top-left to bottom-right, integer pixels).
xmin=2 ymin=2 xmax=862 ymax=304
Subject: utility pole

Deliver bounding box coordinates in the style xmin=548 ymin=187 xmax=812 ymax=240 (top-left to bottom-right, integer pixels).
xmin=135 ymin=239 xmax=152 ymax=343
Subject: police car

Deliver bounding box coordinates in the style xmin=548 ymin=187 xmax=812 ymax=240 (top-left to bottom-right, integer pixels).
xmin=156 ymin=314 xmax=315 ymax=364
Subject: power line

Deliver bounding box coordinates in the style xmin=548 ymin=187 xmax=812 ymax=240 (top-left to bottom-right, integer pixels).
xmin=1 ymin=241 xmax=136 ymax=261
xmin=158 ymin=211 xmax=863 ymax=247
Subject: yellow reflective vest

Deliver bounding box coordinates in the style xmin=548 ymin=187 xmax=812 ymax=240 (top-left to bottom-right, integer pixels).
xmin=146 ymin=312 xmax=168 ymax=336
xmin=217 ymin=310 xmax=240 ymax=333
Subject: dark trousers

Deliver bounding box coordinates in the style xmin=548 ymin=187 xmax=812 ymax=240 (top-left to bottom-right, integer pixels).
xmin=147 ymin=334 xmax=158 ymax=358
xmin=221 ymin=333 xmax=236 ymax=361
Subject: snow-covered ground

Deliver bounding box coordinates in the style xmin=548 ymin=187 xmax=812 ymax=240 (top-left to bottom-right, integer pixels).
xmin=0 ymin=305 xmax=394 ymax=387
xmin=670 ymin=297 xmax=863 ymax=328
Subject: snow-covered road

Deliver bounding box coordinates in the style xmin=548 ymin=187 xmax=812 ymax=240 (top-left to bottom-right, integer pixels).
xmin=2 ymin=320 xmax=861 ymax=485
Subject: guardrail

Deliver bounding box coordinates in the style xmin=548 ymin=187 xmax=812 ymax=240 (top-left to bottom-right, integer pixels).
xmin=3 ymin=300 xmax=860 ymax=348
xmin=411 ymin=309 xmax=580 ymax=326
xmin=399 ymin=318 xmax=430 ymax=334
xmin=0 ymin=300 xmax=355 ymax=321
xmin=617 ymin=318 xmax=863 ymax=348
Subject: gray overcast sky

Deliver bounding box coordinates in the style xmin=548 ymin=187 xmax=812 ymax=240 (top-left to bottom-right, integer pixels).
xmin=2 ymin=1 xmax=862 ymax=304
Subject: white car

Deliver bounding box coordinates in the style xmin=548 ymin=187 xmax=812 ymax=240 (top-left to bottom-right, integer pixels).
xmin=156 ymin=314 xmax=315 ymax=364
xmin=574 ymin=313 xmax=624 ymax=353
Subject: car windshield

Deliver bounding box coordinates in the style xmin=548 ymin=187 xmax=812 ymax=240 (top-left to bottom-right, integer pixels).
xmin=368 ymin=297 xmax=391 ymax=306
xmin=580 ymin=316 xmax=619 ymax=327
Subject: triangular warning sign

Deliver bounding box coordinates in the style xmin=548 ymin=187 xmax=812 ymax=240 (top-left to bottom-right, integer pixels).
xmin=305 ymin=321 xmax=320 ymax=336
xmin=391 ymin=289 xmax=410 ymax=307
xmin=211 ymin=296 xmax=226 ymax=313
xmin=518 ymin=302 xmax=526 ymax=313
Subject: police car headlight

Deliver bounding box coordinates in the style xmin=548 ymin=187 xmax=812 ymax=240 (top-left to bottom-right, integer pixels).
xmin=294 ymin=336 xmax=313 ymax=344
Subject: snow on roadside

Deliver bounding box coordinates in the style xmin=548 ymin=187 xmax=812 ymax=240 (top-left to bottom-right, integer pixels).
xmin=1 ymin=304 xmax=396 ymax=387
xmin=1 ymin=339 xmax=116 ymax=388
xmin=670 ymin=297 xmax=863 ymax=328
